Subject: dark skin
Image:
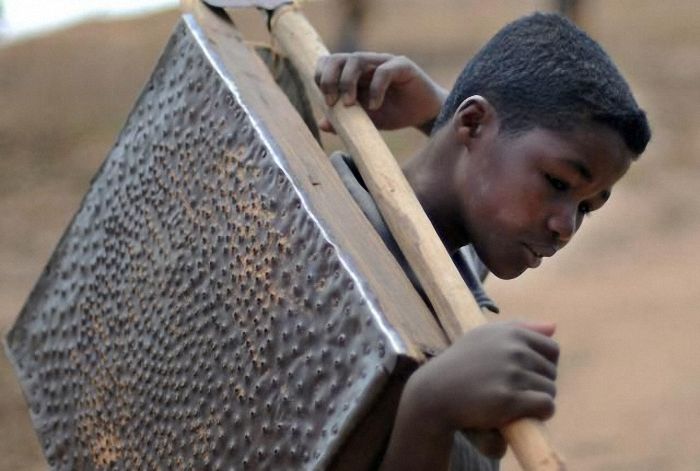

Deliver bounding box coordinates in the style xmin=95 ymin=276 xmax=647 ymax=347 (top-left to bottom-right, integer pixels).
xmin=403 ymin=97 xmax=633 ymax=279
xmin=315 ymin=52 xmax=635 ymax=470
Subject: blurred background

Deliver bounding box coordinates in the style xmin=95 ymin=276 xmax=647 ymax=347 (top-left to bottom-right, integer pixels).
xmin=1 ymin=1 xmax=698 ymax=469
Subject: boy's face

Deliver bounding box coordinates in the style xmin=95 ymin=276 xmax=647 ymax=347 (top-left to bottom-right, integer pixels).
xmin=456 ymin=122 xmax=634 ymax=279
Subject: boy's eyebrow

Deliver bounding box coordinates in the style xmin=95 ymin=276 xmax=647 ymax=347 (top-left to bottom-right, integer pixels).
xmin=562 ymin=158 xmax=610 ymax=202
xmin=563 ymin=158 xmax=593 ymax=182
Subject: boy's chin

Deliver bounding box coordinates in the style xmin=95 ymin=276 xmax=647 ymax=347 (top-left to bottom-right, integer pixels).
xmin=490 ymin=268 xmax=526 ymax=280
xmin=484 ymin=260 xmax=529 ymax=280
xmin=473 ymin=244 xmax=531 ymax=279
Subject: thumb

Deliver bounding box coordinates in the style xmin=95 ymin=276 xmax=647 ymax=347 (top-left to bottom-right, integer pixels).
xmin=318 ymin=117 xmax=336 ymax=134
xmin=518 ymin=321 xmax=556 ymax=337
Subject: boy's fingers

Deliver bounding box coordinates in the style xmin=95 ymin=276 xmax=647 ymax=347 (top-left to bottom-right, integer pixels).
xmin=367 ymin=55 xmax=422 ymax=110
xmin=512 ymin=321 xmax=559 ymax=363
xmin=519 ymin=321 xmax=556 ymax=337
xmin=507 ymin=390 xmax=556 ymax=423
xmin=368 ymin=61 xmax=398 ymax=110
xmin=516 ymin=371 xmax=557 ymax=399
xmin=519 ymin=347 xmax=558 ymax=380
xmin=338 ymin=56 xmax=362 ymax=106
xmin=524 ymin=330 xmax=560 ymax=364
xmin=318 ymin=55 xmax=347 ymax=106
xmin=316 ymin=52 xmax=402 ymax=109
xmin=318 ymin=117 xmax=336 ymax=134
xmin=314 ymin=55 xmax=327 ymax=86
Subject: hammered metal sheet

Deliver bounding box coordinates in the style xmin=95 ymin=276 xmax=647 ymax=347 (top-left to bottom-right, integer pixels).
xmin=7 ymin=20 xmax=406 ymax=470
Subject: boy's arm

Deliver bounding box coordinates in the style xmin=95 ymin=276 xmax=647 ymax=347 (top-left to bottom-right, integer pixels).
xmin=379 ymin=322 xmax=559 ymax=471
xmin=314 ymin=52 xmax=447 ymax=135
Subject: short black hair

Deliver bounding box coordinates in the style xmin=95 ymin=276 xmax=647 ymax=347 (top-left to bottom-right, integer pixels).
xmin=434 ymin=13 xmax=650 ymax=155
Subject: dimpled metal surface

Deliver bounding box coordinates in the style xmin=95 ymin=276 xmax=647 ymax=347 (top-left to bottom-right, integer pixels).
xmin=7 ymin=21 xmax=402 ymax=470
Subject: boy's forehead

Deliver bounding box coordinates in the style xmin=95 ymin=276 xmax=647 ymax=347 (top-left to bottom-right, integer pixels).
xmin=567 ymin=123 xmax=633 ymax=175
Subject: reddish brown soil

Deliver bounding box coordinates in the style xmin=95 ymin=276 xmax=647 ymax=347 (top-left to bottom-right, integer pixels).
xmin=1 ymin=1 xmax=698 ymax=470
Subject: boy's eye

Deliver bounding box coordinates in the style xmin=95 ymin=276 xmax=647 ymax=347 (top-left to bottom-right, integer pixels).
xmin=545 ymin=174 xmax=569 ymax=191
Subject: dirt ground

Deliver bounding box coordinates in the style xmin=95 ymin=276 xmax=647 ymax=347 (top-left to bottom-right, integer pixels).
xmin=1 ymin=1 xmax=698 ymax=470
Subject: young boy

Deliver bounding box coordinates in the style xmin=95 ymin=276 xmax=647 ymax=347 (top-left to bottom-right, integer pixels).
xmin=314 ymin=12 xmax=650 ymax=471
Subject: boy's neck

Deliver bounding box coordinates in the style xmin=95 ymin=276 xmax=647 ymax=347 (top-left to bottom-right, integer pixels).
xmin=401 ymin=126 xmax=469 ymax=254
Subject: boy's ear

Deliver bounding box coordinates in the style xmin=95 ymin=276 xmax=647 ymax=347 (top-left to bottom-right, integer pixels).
xmin=452 ymin=95 xmax=497 ymax=146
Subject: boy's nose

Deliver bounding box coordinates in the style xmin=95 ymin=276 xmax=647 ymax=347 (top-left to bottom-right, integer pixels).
xmin=547 ymin=206 xmax=578 ymax=245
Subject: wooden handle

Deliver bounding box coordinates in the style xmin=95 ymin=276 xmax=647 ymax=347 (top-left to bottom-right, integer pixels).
xmin=256 ymin=5 xmax=565 ymax=470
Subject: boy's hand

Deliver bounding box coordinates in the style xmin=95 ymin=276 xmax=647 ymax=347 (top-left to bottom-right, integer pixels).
xmin=379 ymin=321 xmax=559 ymax=470
xmin=314 ymin=52 xmax=447 ymax=134
xmin=408 ymin=321 xmax=559 ymax=431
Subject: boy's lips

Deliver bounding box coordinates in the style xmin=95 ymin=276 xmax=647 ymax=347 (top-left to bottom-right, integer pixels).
xmin=522 ymin=243 xmax=557 ymax=267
